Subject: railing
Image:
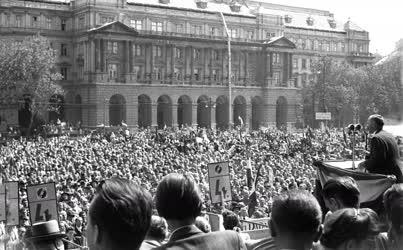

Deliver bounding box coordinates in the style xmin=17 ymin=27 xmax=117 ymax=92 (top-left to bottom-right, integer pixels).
xmin=350 ymin=52 xmax=373 ymax=57
xmin=0 ymin=0 xmax=70 ymax=10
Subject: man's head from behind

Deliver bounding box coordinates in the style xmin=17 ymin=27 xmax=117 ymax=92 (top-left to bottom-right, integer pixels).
xmin=367 ymin=114 xmax=384 ymax=134
xmin=322 ymin=177 xmax=360 ymax=212
xmin=270 ymin=190 xmax=322 ymax=248
xmin=86 ymin=178 xmax=153 ymax=250
xmin=155 ymin=173 xmax=202 ymax=224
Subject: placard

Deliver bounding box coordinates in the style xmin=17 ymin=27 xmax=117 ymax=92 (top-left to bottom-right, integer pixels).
xmin=5 ymin=182 xmax=18 ymax=226
xmin=0 ymin=185 xmax=5 ymax=222
xmin=315 ymin=112 xmax=332 ymax=120
xmin=208 ymin=162 xmax=232 ymax=204
xmin=27 ymin=183 xmax=58 ymax=225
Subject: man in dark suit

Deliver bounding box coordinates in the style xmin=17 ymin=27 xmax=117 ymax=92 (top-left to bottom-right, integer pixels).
xmin=154 ymin=173 xmax=246 ymax=250
xmin=359 ymin=114 xmax=403 ymax=183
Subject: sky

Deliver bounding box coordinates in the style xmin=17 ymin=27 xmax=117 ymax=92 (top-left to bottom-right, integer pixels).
xmin=263 ymin=0 xmax=403 ymax=56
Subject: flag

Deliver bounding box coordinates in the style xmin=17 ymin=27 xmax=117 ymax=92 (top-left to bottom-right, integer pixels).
xmin=121 ymin=121 xmax=128 ymax=127
xmin=315 ymin=161 xmax=395 ymax=204
xmin=246 ymin=158 xmax=253 ymax=190
xmin=248 ymin=164 xmax=262 ymax=217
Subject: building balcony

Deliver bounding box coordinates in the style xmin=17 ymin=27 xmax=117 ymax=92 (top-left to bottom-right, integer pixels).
xmin=349 ymin=52 xmax=373 ymax=57
xmin=139 ymin=30 xmax=258 ymax=43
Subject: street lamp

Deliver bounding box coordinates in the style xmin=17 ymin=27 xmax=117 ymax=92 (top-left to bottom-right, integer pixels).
xmin=103 ymin=98 xmax=109 ymax=126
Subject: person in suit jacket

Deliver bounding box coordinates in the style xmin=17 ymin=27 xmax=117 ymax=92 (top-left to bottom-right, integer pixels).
xmin=359 ymin=114 xmax=403 ymax=183
xmin=154 ymin=173 xmax=247 ymax=250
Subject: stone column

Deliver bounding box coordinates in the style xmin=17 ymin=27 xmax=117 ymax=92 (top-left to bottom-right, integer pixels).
xmin=171 ymin=46 xmax=176 ymax=82
xmin=192 ymin=102 xmax=197 ymax=127
xmin=165 ymin=44 xmax=170 ymax=84
xmin=125 ymin=41 xmax=130 ymax=75
xmin=95 ymin=39 xmax=100 ymax=71
xmin=190 ymin=47 xmax=194 ymax=81
xmin=90 ymin=39 xmax=95 ymax=73
xmin=246 ymin=103 xmax=252 ymax=130
xmin=211 ymin=106 xmax=216 ymax=130
xmin=203 ymin=48 xmax=209 ymax=84
xmin=151 ymin=102 xmax=157 ymax=127
xmin=172 ymin=103 xmax=178 ymax=127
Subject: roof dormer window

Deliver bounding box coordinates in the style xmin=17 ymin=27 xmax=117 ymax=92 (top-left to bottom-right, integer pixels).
xmin=328 ymin=19 xmax=336 ymax=28
xmin=284 ymin=15 xmax=292 ymax=23
xmin=196 ymin=0 xmax=208 ymax=9
xmin=159 ymin=0 xmax=169 ymax=4
xmin=229 ymin=2 xmax=241 ymax=12
xmin=306 ymin=16 xmax=314 ymax=26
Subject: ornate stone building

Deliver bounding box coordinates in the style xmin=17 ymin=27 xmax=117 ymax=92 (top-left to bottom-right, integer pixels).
xmin=0 ymin=0 xmax=373 ymax=130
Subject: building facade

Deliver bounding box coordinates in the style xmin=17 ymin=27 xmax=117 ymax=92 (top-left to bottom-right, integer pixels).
xmin=0 ymin=0 xmax=373 ymax=130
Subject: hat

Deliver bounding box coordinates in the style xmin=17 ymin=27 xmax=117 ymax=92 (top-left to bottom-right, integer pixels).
xmin=25 ymin=220 xmax=66 ymax=242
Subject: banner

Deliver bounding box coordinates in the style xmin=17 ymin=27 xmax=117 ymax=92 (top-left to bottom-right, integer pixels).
xmin=316 ymin=161 xmax=396 ymax=203
xmin=27 ymin=183 xmax=58 ymax=225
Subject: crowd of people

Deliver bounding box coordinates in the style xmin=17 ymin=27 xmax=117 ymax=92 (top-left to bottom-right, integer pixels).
xmin=0 ymin=125 xmax=390 ymax=249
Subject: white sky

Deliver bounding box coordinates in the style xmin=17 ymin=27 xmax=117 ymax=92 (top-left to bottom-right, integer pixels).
xmin=263 ymin=0 xmax=403 ymax=56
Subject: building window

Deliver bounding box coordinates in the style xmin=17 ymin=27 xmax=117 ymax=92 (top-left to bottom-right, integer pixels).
xmin=133 ymin=65 xmax=143 ymax=79
xmin=301 ymin=59 xmax=306 ymax=69
xmin=306 ymin=39 xmax=312 ymax=50
xmin=175 ymin=23 xmax=183 ymax=33
xmin=79 ymin=16 xmax=85 ymax=28
xmin=31 ymin=16 xmax=39 ymax=28
xmin=212 ymin=69 xmax=219 ymax=81
xmin=318 ymin=41 xmax=322 ymax=51
xmin=272 ymin=53 xmax=280 ymax=64
xmin=194 ymin=68 xmax=200 ymax=81
xmin=60 ymin=67 xmax=68 ymax=80
xmin=108 ymin=41 xmax=118 ymax=54
xmin=174 ymin=67 xmax=182 ymax=80
xmin=61 ymin=44 xmax=67 ymax=56
xmin=293 ymin=58 xmax=298 ymax=69
xmin=273 ymin=72 xmax=280 ymax=85
xmin=212 ymin=50 xmax=219 ymax=60
xmin=247 ymin=30 xmax=254 ymax=40
xmin=108 ymin=64 xmax=117 ymax=79
xmin=175 ymin=47 xmax=183 ymax=59
xmin=16 ymin=15 xmax=22 ymax=27
xmin=61 ymin=19 xmax=66 ymax=31
xmin=324 ymin=42 xmax=330 ymax=52
xmin=4 ymin=14 xmax=10 ymax=26
xmin=130 ymin=19 xmax=142 ymax=30
xmin=340 ymin=42 xmax=345 ymax=52
xmin=151 ymin=21 xmax=163 ymax=32
xmin=193 ymin=48 xmax=201 ymax=60
xmin=266 ymin=32 xmax=275 ymax=39
xmin=133 ymin=44 xmax=142 ymax=56
xmin=153 ymin=45 xmax=162 ymax=57
xmin=78 ymin=65 xmax=84 ymax=80
xmin=313 ymin=40 xmax=318 ymax=50
xmin=153 ymin=67 xmax=162 ymax=80
xmin=192 ymin=25 xmax=202 ymax=35
xmin=78 ymin=43 xmax=84 ymax=55
xmin=46 ymin=17 xmax=52 ymax=29
xmin=210 ymin=26 xmax=217 ymax=36
xmin=229 ymin=28 xmax=237 ymax=38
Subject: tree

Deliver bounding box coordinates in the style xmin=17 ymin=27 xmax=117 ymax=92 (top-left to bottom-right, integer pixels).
xmin=0 ymin=35 xmax=62 ymax=134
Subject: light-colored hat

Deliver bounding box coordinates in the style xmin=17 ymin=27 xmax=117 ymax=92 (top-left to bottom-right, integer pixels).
xmin=25 ymin=220 xmax=66 ymax=242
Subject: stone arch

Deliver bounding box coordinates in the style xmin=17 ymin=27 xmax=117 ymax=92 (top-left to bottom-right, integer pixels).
xmin=109 ymin=94 xmax=126 ymax=126
xmin=177 ymin=95 xmax=192 ymax=127
xmin=216 ymin=95 xmax=229 ymax=130
xmin=157 ymin=95 xmax=172 ymax=129
xmin=197 ymin=95 xmax=211 ymax=128
xmin=48 ymin=94 xmax=65 ymax=123
xmin=251 ymin=96 xmax=263 ymax=130
xmin=276 ymin=96 xmax=288 ymax=129
xmin=138 ymin=95 xmax=152 ymax=128
xmin=233 ymin=95 xmax=246 ymax=127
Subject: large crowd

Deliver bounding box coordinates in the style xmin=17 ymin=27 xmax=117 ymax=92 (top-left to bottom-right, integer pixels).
xmin=0 ymin=126 xmax=379 ymax=249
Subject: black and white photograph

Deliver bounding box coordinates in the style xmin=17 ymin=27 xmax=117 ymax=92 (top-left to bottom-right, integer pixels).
xmin=0 ymin=0 xmax=402 ymax=249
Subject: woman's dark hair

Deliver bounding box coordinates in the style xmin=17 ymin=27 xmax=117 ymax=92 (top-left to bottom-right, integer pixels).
xmin=321 ymin=208 xmax=381 ymax=248
xmin=383 ymin=184 xmax=403 ymax=234
xmin=155 ymin=173 xmax=202 ymax=220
